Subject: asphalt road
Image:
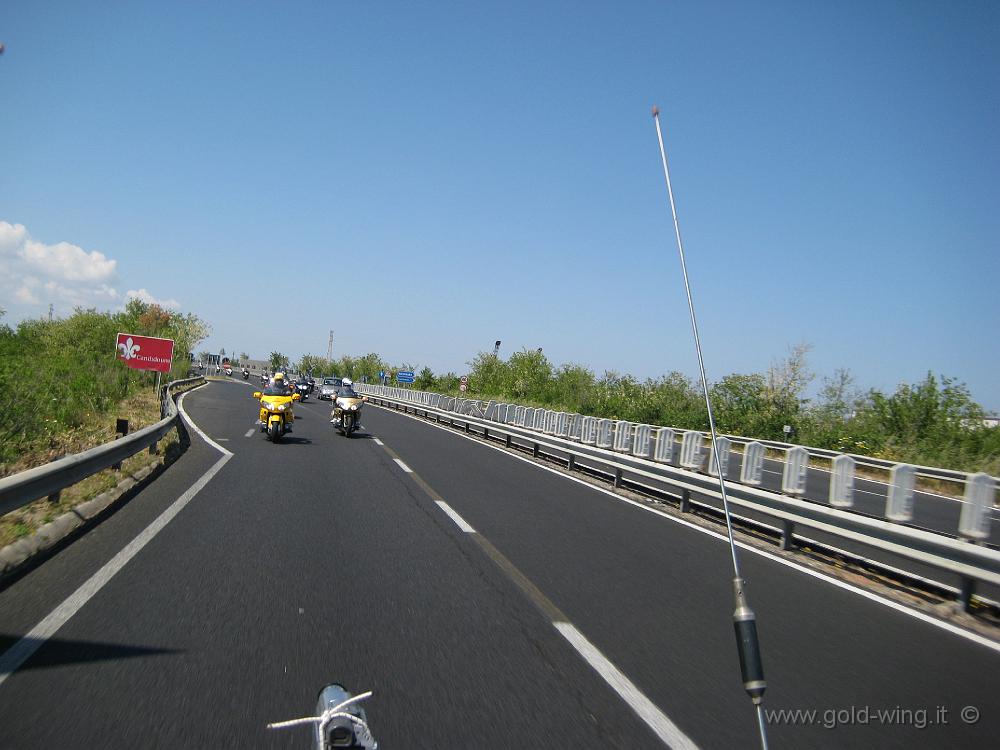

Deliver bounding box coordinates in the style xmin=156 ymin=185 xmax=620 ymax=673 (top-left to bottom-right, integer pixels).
xmin=0 ymin=380 xmax=997 ymax=748
xmin=457 ymin=418 xmax=999 ymax=598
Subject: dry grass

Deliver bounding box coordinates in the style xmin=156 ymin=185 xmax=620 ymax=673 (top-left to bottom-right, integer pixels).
xmin=0 ymin=381 xmax=201 ymax=548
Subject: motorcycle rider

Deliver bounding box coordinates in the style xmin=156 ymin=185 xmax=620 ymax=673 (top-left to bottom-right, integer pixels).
xmin=330 ymin=378 xmax=362 ymax=428
xmin=260 ymin=372 xmax=295 ymax=431
xmin=268 ymin=371 xmax=293 ymax=395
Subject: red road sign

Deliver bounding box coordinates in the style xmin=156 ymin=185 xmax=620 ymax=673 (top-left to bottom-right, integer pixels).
xmin=116 ymin=333 xmax=174 ymax=373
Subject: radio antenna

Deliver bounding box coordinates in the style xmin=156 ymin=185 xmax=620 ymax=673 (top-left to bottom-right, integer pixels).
xmin=650 ymin=105 xmax=769 ymax=749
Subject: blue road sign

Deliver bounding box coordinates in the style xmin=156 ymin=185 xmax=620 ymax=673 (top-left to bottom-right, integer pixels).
xmin=378 ymin=370 xmax=385 ymax=379
xmin=396 ymin=371 xmax=415 ymax=383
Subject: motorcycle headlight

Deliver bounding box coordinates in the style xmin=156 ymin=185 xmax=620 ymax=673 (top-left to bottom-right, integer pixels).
xmin=349 ymin=404 xmax=358 ymax=411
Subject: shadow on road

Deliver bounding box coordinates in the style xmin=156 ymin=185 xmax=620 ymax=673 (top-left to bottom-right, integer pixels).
xmin=0 ymin=633 xmax=182 ymax=671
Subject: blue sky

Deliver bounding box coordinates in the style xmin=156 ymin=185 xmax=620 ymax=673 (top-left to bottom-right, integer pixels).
xmin=2 ymin=1 xmax=998 ymax=408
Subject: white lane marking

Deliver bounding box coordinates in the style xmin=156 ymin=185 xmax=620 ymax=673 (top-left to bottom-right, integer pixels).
xmin=554 ymin=621 xmax=699 ymax=749
xmin=0 ymin=391 xmax=232 ymax=686
xmin=373 ymin=404 xmax=1000 ymax=654
xmin=435 ymin=501 xmax=476 ymax=533
xmin=393 ymin=458 xmax=413 ymax=473
xmin=373 ymin=438 xmax=384 ymax=446
xmin=216 ymin=438 xmax=230 ymax=442
xmin=177 ymin=389 xmax=233 ymax=457
xmin=244 ymin=429 xmax=255 ymax=438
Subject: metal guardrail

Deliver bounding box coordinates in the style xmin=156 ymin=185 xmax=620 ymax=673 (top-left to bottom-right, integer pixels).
xmin=0 ymin=376 xmax=204 ymax=517
xmin=361 ymin=386 xmax=999 ymax=489
xmin=358 ymin=385 xmax=1000 ymax=610
xmin=358 ymin=386 xmax=997 ymax=533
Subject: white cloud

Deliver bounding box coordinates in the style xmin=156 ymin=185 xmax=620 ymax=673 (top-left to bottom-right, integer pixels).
xmin=124 ymin=288 xmax=181 ymax=310
xmin=0 ymin=221 xmax=184 ymax=319
xmin=15 ymin=285 xmax=40 ymax=304
xmin=23 ymin=239 xmax=117 ymax=283
xmin=0 ymin=221 xmax=135 ymax=315
xmin=0 ymin=222 xmax=28 ymax=253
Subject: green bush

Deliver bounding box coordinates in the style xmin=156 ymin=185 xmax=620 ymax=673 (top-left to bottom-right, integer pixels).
xmin=0 ymin=302 xmax=209 ymax=467
xmin=316 ymin=345 xmax=1000 ymax=474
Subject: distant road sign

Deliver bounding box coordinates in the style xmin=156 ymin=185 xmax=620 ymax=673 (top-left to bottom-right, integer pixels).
xmin=396 ymin=371 xmax=415 ymax=383
xmin=378 ymin=370 xmax=385 ymax=379
xmin=459 ymin=383 xmax=467 ymax=392
xmin=460 ymin=375 xmax=468 ymax=384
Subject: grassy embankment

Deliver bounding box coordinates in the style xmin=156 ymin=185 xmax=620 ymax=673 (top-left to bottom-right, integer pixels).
xmin=0 ymin=302 xmax=209 ymax=547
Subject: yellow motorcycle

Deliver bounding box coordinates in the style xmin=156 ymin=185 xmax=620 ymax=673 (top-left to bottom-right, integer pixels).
xmin=331 ymin=391 xmax=366 ymax=437
xmin=253 ymin=386 xmax=301 ymax=442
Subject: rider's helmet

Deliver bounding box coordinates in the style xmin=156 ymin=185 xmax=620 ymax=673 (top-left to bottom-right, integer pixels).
xmin=274 ymin=372 xmax=286 ymax=382
xmin=342 ymin=378 xmax=353 ymax=387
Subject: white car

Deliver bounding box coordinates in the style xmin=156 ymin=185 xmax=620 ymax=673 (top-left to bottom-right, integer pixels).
xmin=318 ymin=377 xmax=343 ymax=400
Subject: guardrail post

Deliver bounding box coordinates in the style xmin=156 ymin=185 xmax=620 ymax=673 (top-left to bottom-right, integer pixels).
xmin=48 ymin=489 xmax=61 ymax=504
xmin=959 ymin=473 xmax=993 ymax=539
xmin=740 ymin=441 xmax=764 ymax=485
xmin=614 ymin=468 xmax=623 ymax=488
xmin=679 ymin=488 xmax=691 ymax=513
xmin=567 ymin=454 xmax=575 ymax=471
xmin=680 ymin=431 xmax=703 ymax=470
xmin=532 ymin=442 xmax=540 ymax=458
xmin=780 ymin=520 xmax=796 ymax=550
xmin=149 ymin=440 xmax=159 ymax=455
xmin=709 ymin=437 xmax=731 ymax=477
xmin=505 ymin=434 xmax=512 ymax=448
xmin=959 ymin=576 xmax=976 ymax=613
xmin=886 ymin=464 xmax=916 ymax=522
xmin=653 ymin=428 xmax=675 ymax=464
xmin=112 ymin=419 xmax=129 ymax=471
xmin=829 ymin=455 xmax=855 ymax=507
xmin=782 ymin=447 xmax=809 ymax=495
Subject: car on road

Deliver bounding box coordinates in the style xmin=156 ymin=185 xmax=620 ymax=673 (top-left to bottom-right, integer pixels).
xmin=318 ymin=377 xmax=343 ymax=400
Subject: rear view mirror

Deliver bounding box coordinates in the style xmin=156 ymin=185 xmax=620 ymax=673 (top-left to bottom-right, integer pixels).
xmin=292 ymin=393 xmax=301 ymax=401
xmin=253 ymin=391 xmax=262 ymax=399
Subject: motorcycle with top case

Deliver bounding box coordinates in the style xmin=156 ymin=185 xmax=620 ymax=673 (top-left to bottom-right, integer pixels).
xmin=252 ymin=388 xmax=301 ymax=442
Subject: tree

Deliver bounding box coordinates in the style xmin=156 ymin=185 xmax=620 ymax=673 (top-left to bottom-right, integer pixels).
xmin=437 ymin=372 xmax=461 ymax=392
xmin=169 ymin=313 xmax=211 ymax=375
xmin=415 ymin=366 xmax=436 ymax=390
xmin=137 ymin=304 xmax=172 ymax=334
xmin=353 ymin=353 xmax=388 ymax=383
xmin=866 ymin=373 xmax=983 ymax=450
xmin=549 ymin=363 xmax=595 ymax=411
xmin=269 ymin=351 xmax=288 ymax=371
xmin=711 ymin=374 xmax=773 ymax=436
xmin=298 ymin=354 xmax=325 ymax=375
xmin=767 ymin=343 xmax=813 ymax=411
xmin=816 ymin=369 xmax=859 ymax=420
xmin=467 ymin=351 xmax=513 ymax=396
xmin=507 ymin=348 xmax=553 ymax=399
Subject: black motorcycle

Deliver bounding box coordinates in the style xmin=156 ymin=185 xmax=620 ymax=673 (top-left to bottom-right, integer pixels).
xmin=295 ymin=380 xmax=311 ymax=401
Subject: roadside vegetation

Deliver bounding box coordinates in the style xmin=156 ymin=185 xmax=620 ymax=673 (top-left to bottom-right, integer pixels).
xmin=0 ymin=301 xmax=210 ymax=475
xmin=296 ymin=345 xmax=999 ymax=477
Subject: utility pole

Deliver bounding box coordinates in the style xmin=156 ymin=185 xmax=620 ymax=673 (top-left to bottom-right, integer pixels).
xmin=48 ymin=303 xmax=53 ymax=321
xmin=327 ymin=330 xmax=334 ymax=361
